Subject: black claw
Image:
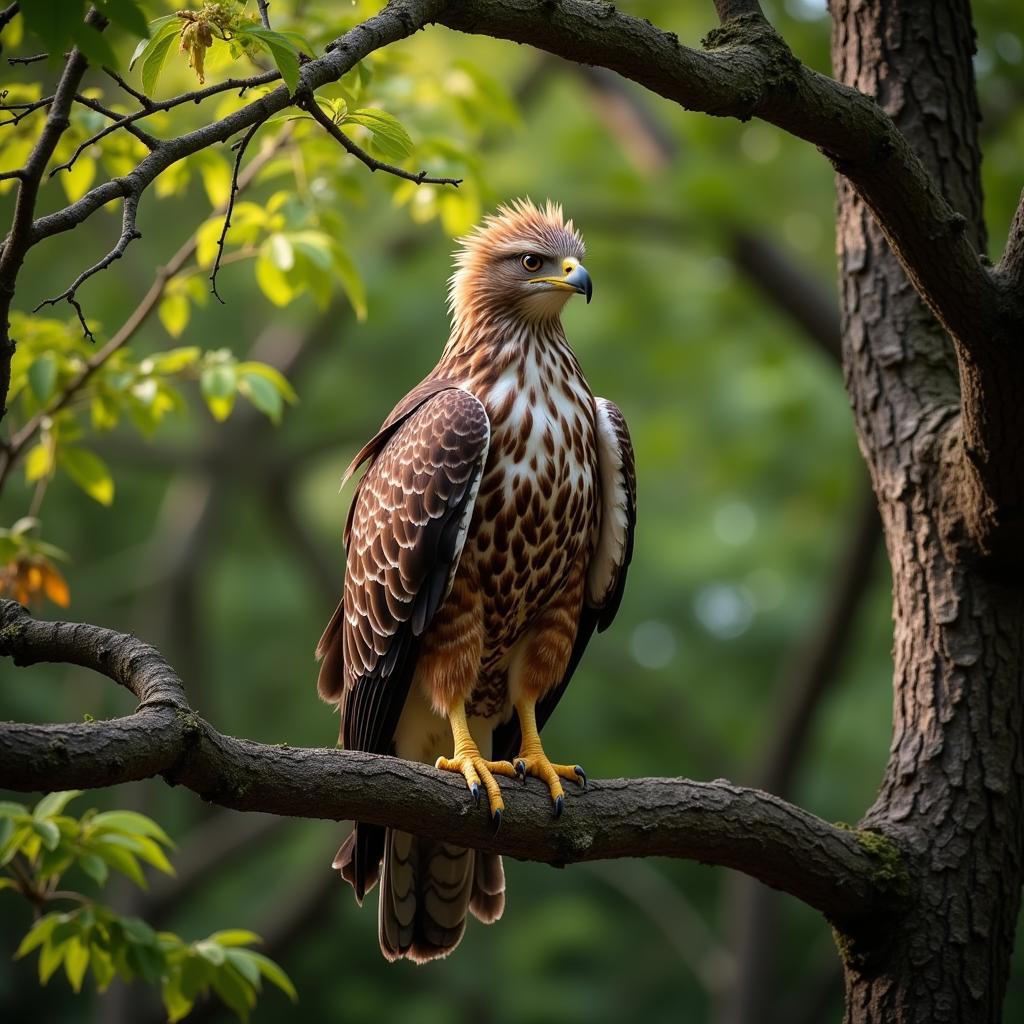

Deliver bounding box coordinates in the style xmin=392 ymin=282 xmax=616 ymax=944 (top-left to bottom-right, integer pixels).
xmin=470 ymin=782 xmax=480 ymax=806
xmin=574 ymin=765 xmax=588 ymax=790
xmin=553 ymin=794 xmax=565 ymax=819
xmin=492 ymin=807 xmax=502 ymax=832
xmin=515 ymin=760 xmax=526 ymax=782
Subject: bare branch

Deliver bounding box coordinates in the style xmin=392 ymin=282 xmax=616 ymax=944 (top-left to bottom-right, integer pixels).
xmin=0 ymin=598 xmax=905 ymax=931
xmin=32 ymin=192 xmax=142 ymax=339
xmin=48 ymin=95 xmax=162 ymax=175
xmin=301 ymin=97 xmax=462 ymax=186
xmin=256 ymin=0 xmax=272 ymax=30
xmin=0 ymin=4 xmax=19 ymax=34
xmin=102 ymin=67 xmax=156 ymax=109
xmin=0 ymin=93 xmax=52 ymax=127
xmin=209 ymin=121 xmax=264 ymax=302
xmin=7 ymin=53 xmax=47 ymax=66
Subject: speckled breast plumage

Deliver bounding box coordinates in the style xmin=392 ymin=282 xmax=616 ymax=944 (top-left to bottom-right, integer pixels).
xmin=450 ymin=328 xmax=600 ymax=718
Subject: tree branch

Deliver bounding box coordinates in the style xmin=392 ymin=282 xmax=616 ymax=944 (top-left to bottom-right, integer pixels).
xmin=301 ymin=97 xmax=462 ymax=186
xmin=209 ymin=120 xmax=264 ymax=302
xmin=0 ymin=3 xmax=18 ymax=35
xmin=0 ymin=35 xmax=90 ymax=417
xmin=437 ymin=1 xmax=1005 ymax=349
xmin=0 ymin=127 xmax=291 ymax=491
xmin=0 ymin=599 xmax=903 ymax=931
xmin=32 ymin=192 xmax=142 ymax=339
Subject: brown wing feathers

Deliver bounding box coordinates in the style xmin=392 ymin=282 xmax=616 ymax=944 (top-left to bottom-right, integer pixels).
xmin=318 ymin=386 xmax=490 ymax=753
xmin=318 ymin=387 xmax=489 ymax=902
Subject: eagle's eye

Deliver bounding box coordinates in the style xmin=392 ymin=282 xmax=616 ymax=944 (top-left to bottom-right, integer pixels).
xmin=520 ymin=253 xmax=543 ymax=272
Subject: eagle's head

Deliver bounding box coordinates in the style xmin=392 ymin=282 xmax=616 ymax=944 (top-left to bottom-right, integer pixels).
xmin=448 ymin=199 xmax=592 ymax=326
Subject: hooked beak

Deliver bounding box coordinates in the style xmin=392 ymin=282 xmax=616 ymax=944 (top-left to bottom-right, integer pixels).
xmin=563 ymin=263 xmax=593 ymax=303
xmin=531 ymin=261 xmax=594 ymax=304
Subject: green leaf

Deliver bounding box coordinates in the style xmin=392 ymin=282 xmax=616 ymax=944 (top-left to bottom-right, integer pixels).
xmin=133 ymin=18 xmax=181 ymax=96
xmin=129 ymin=15 xmax=177 ymax=66
xmin=158 ymin=294 xmax=190 ymax=338
xmin=25 ymin=443 xmax=55 ymax=484
xmin=200 ymin=365 xmax=237 ymax=422
xmin=120 ymin=915 xmax=157 ymax=945
xmin=127 ymin=937 xmax=165 ymax=983
xmin=235 ymin=362 xmax=297 ymax=404
xmin=162 ymin=973 xmax=195 ymax=1023
xmin=242 ymin=27 xmax=300 ymax=93
xmin=15 ymin=914 xmax=61 ymax=959
xmin=64 ymin=935 xmax=90 ymax=992
xmin=247 ymin=951 xmax=297 ymax=1002
xmin=32 ymin=818 xmax=61 ymax=851
xmin=238 ymin=372 xmax=282 ymax=423
xmin=224 ymin=948 xmax=260 ymax=987
xmin=195 ymin=939 xmax=226 ymax=966
xmin=1 ymin=825 xmax=32 ymax=866
xmin=255 ymin=249 xmax=294 ymax=307
xmin=145 ymin=346 xmax=201 ymax=375
xmin=207 ymin=930 xmax=262 ymax=948
xmin=21 ymin=0 xmax=85 ymax=58
xmin=89 ymin=810 xmax=173 ymax=846
xmin=93 ymin=841 xmax=146 ymax=888
xmin=130 ymin=835 xmax=175 ymax=875
xmin=28 ymin=353 xmax=58 ymax=404
xmin=97 ymin=0 xmax=150 ymax=38
xmin=332 ymin=244 xmax=367 ymax=322
xmin=78 ymin=851 xmax=109 ymax=886
xmin=0 ymin=801 xmax=29 ymax=817
xmin=346 ymin=109 xmax=414 ymax=161
xmin=0 ymin=876 xmax=18 ymax=892
xmin=58 ymin=447 xmax=114 ymax=505
xmin=90 ymin=941 xmax=116 ymax=991
xmin=34 ymin=791 xmax=82 ymax=819
xmin=71 ymin=20 xmax=119 ymax=69
xmin=211 ymin=962 xmax=257 ymax=1021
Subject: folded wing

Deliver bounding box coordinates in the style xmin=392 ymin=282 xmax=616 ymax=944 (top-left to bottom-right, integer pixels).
xmin=316 ymin=386 xmax=491 ymax=756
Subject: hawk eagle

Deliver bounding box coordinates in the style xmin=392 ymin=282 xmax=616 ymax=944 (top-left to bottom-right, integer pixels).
xmin=317 ymin=199 xmax=636 ymax=962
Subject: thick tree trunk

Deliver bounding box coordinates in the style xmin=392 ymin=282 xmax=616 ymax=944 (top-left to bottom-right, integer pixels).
xmin=831 ymin=2 xmax=1024 ymax=1020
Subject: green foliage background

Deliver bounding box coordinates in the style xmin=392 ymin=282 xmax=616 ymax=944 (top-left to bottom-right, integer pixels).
xmin=1 ymin=1 xmax=1022 ymax=1021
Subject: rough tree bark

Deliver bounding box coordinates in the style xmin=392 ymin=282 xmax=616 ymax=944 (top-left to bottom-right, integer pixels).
xmin=2 ymin=2 xmax=1023 ymax=1021
xmin=832 ymin=2 xmax=1024 ymax=1021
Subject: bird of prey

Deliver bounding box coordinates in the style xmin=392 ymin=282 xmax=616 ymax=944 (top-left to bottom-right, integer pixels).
xmin=316 ymin=199 xmax=636 ymax=963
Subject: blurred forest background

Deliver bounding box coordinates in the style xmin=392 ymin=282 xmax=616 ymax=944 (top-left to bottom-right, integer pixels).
xmin=1 ymin=0 xmax=1022 ymax=1021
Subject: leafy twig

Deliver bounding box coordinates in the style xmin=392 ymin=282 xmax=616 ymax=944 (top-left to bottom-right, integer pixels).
xmin=301 ymin=97 xmax=462 ymax=186
xmin=64 ymin=69 xmax=282 ymax=174
xmin=0 ymin=126 xmax=292 ymax=493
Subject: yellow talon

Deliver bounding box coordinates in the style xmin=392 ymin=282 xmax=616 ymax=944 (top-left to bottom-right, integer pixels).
xmin=436 ymin=702 xmax=514 ymax=824
xmin=512 ymin=699 xmax=587 ymax=817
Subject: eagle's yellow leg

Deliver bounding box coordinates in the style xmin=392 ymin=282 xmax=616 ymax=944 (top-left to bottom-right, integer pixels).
xmin=512 ymin=698 xmax=587 ymax=817
xmin=435 ymin=701 xmax=517 ymax=826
